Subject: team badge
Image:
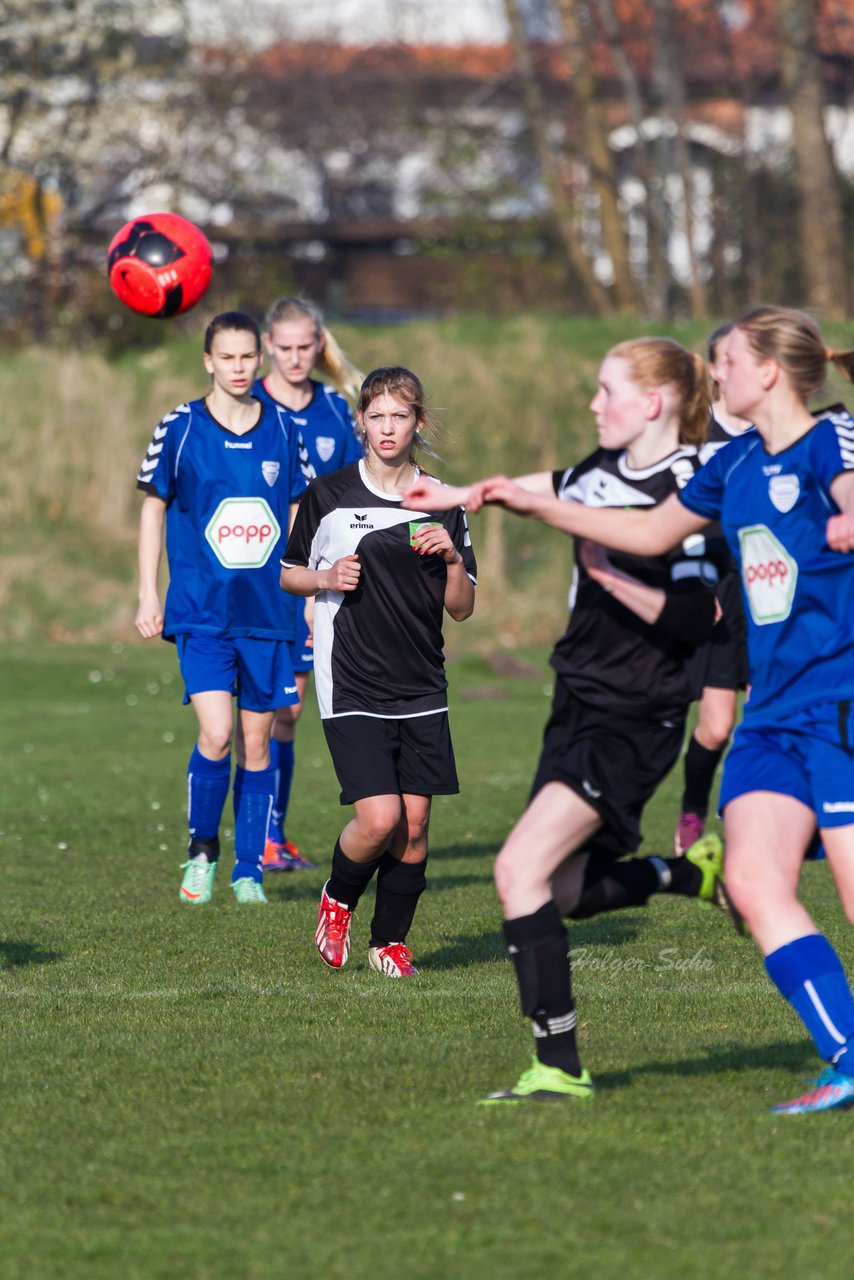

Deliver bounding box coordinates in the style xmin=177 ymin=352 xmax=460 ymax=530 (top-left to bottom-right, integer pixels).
xmin=316 ymin=437 xmax=335 ymax=463
xmin=768 ymin=474 xmax=799 ymax=513
xmin=261 ymin=461 xmax=280 ymax=487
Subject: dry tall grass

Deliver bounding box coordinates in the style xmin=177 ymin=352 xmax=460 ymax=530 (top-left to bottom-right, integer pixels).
xmin=4 ymin=315 xmax=849 ymax=645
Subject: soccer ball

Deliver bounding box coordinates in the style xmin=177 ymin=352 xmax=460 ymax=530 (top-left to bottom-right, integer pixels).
xmin=107 ymin=213 xmax=212 ymax=317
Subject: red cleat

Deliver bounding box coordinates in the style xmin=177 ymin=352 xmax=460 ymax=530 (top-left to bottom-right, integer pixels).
xmin=368 ymin=942 xmax=420 ymax=978
xmin=315 ymin=882 xmax=353 ymax=968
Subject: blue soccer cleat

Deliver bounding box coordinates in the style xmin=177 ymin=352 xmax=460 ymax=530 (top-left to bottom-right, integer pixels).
xmin=771 ymin=1066 xmax=854 ymax=1115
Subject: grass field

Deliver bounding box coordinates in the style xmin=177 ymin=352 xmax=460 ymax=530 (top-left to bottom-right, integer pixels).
xmin=2 ymin=641 xmax=853 ymax=1280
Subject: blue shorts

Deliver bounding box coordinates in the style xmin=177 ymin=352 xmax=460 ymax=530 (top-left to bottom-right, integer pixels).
xmin=287 ymin=605 xmax=314 ymax=674
xmin=719 ymin=700 xmax=854 ymax=828
xmin=177 ymin=635 xmax=299 ymax=712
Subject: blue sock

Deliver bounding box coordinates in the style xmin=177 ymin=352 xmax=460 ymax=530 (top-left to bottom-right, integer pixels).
xmin=232 ymin=765 xmax=275 ymax=884
xmin=268 ymin=739 xmax=295 ymax=842
xmin=187 ymin=747 xmax=231 ymax=843
xmin=765 ymin=934 xmax=854 ymax=1070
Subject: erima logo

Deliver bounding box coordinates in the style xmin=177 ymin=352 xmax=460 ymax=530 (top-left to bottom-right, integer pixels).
xmin=582 ymin=779 xmax=602 ymax=800
xmin=350 ymin=512 xmax=373 ymax=529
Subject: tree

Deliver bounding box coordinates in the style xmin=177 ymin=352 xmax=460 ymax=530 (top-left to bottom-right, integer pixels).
xmin=503 ymin=0 xmax=611 ymax=314
xmin=553 ymin=0 xmax=642 ymax=312
xmin=774 ymin=0 xmax=849 ymax=317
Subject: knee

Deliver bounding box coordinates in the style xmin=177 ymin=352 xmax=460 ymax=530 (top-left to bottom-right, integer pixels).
xmin=405 ymin=811 xmax=430 ymax=856
xmin=494 ymin=847 xmax=530 ymax=913
xmin=197 ymin=728 xmax=232 ymax=760
xmin=357 ymin=800 xmax=402 ymax=850
xmin=274 ymin=704 xmax=301 ymax=736
xmin=695 ymin=715 xmax=732 ymax=753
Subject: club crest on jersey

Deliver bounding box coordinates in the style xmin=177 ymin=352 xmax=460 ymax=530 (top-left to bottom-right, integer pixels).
xmin=205 ymin=497 xmax=280 ymax=568
xmin=315 ymin=437 xmax=335 ymax=463
xmin=738 ymin=524 xmax=797 ymax=625
xmin=261 ymin=461 xmax=280 ymax=487
xmin=768 ymin=474 xmax=799 ymax=513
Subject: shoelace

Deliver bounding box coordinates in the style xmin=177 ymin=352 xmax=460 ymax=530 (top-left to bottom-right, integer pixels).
xmin=182 ymin=859 xmax=209 ymax=892
xmin=325 ymin=901 xmax=352 ymax=939
xmin=380 ymin=943 xmax=414 ymax=970
xmin=240 ymin=880 xmax=265 ymax=902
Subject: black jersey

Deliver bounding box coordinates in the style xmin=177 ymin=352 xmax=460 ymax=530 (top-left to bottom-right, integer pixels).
xmin=550 ymin=446 xmax=724 ymax=721
xmin=282 ymin=461 xmax=477 ymax=719
xmin=698 ymin=407 xmax=754 ymax=465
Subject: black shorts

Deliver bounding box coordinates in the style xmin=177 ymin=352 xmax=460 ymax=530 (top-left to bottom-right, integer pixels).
xmin=684 ymin=570 xmax=748 ymax=697
xmin=322 ymin=711 xmax=459 ymax=805
xmin=530 ymin=680 xmax=685 ymax=858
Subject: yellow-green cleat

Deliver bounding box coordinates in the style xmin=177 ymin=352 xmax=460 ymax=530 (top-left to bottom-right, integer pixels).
xmin=478 ymin=1056 xmax=594 ymax=1105
xmin=685 ymin=833 xmax=746 ymax=935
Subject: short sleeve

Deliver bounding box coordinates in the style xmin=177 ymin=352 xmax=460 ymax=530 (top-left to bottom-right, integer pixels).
xmin=282 ymin=480 xmax=322 ymax=568
xmin=809 ymin=412 xmax=854 ymax=493
xmin=136 ymin=403 xmax=188 ymax=500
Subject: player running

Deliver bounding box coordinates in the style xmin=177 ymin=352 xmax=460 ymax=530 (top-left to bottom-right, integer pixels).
xmin=406 ymin=337 xmax=733 ymax=1102
xmin=281 ymin=367 xmax=476 ymax=977
xmin=431 ymin=309 xmax=854 ymax=1115
xmin=135 ymin=311 xmax=311 ymax=905
xmin=252 ymin=297 xmax=364 ymax=874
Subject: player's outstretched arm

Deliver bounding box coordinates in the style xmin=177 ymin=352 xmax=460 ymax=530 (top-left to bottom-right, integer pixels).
xmin=403 ymin=470 xmax=553 ymax=514
xmin=402 ymin=480 xmax=472 ymax=512
xmin=482 ymin=483 xmax=707 ymax=555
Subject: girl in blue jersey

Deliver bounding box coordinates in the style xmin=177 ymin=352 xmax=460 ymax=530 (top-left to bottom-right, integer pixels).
xmin=252 ymin=297 xmax=364 ymax=874
xmin=136 ymin=311 xmax=309 ymax=906
xmin=440 ymin=307 xmax=854 ymax=1115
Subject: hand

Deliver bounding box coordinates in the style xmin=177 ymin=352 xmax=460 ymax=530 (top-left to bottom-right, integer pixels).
xmin=577 ymin=539 xmax=615 ymax=588
xmin=323 ymin=554 xmax=361 ymax=591
xmin=402 ymin=480 xmax=471 ymax=512
xmin=135 ymin=597 xmax=164 ymax=639
xmin=411 ymin=522 xmax=461 ymax=565
xmin=826 ymin=513 xmax=854 ymax=553
xmin=480 ymin=476 xmax=540 ymax=515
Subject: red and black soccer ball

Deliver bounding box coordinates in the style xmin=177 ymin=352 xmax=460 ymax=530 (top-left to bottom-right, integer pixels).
xmin=107 ymin=213 xmax=212 ymax=317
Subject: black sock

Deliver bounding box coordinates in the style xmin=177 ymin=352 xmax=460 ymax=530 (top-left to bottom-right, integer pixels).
xmin=503 ymin=901 xmax=581 ymax=1077
xmin=648 ymin=856 xmax=703 ymax=897
xmin=369 ymin=853 xmax=427 ymax=947
xmin=326 ymin=839 xmax=379 ymax=910
xmin=681 ymin=736 xmax=725 ymax=817
xmin=568 ymin=852 xmax=703 ymax=918
xmin=188 ymin=836 xmax=220 ymax=862
xmin=569 ymin=854 xmax=658 ymax=919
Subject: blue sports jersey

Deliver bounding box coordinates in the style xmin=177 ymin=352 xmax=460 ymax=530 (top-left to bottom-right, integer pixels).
xmin=136 ymin=397 xmax=311 ymax=640
xmin=253 ymin=378 xmax=360 ymax=477
xmin=680 ymin=409 xmax=854 ymax=721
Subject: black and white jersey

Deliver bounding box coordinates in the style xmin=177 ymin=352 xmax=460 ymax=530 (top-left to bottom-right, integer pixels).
xmin=698 ymin=407 xmax=755 ymax=465
xmin=282 ymin=461 xmax=477 ymax=720
xmin=550 ymin=445 xmax=725 ymax=721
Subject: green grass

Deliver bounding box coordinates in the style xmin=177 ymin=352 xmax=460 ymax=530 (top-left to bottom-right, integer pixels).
xmin=2 ymin=642 xmax=853 ymax=1279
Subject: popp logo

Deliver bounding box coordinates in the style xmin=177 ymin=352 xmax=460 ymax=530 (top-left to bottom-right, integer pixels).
xmin=738 ymin=525 xmax=797 ymax=625
xmin=205 ymin=497 xmax=280 ymax=568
